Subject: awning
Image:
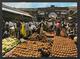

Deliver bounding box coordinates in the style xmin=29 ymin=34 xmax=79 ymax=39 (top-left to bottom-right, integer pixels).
xmin=2 ymin=7 xmax=33 ymax=18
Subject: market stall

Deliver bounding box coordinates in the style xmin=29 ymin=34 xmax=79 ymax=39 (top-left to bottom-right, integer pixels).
xmin=2 ymin=37 xmax=20 ymax=55
xmin=2 ymin=4 xmax=33 ymax=56
xmin=2 ymin=4 xmax=77 ymax=58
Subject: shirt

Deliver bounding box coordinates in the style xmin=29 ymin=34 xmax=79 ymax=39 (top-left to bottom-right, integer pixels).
xmin=55 ymin=23 xmax=61 ymax=28
xmin=14 ymin=23 xmax=17 ymax=28
xmin=9 ymin=21 xmax=14 ymax=27
xmin=25 ymin=23 xmax=29 ymax=31
xmin=47 ymin=22 xmax=53 ymax=28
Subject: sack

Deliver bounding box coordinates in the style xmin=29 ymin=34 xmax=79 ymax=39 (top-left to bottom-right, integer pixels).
xmin=20 ymin=38 xmax=26 ymax=42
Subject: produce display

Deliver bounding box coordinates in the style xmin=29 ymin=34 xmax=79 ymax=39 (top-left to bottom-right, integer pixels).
xmin=3 ymin=36 xmax=77 ymax=57
xmin=51 ymin=36 xmax=77 ymax=57
xmin=29 ymin=32 xmax=54 ymax=43
xmin=29 ymin=33 xmax=49 ymax=42
xmin=2 ymin=37 xmax=20 ymax=55
xmin=4 ymin=41 xmax=50 ymax=57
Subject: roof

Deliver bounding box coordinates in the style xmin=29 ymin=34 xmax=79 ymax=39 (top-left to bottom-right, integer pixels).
xmin=2 ymin=4 xmax=33 ymax=18
xmin=17 ymin=7 xmax=69 ymax=12
xmin=19 ymin=8 xmax=38 ymax=11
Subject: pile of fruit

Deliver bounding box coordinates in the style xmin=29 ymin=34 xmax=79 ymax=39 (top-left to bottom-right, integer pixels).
xmin=2 ymin=37 xmax=20 ymax=55
xmin=3 ymin=36 xmax=77 ymax=57
xmin=51 ymin=36 xmax=77 ymax=57
xmin=30 ymin=32 xmax=54 ymax=43
xmin=30 ymin=33 xmax=48 ymax=43
xmin=6 ymin=41 xmax=50 ymax=57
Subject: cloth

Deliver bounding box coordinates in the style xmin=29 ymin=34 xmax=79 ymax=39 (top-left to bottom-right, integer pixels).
xmin=20 ymin=22 xmax=26 ymax=37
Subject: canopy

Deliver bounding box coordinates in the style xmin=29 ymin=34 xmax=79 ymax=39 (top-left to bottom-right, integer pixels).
xmin=2 ymin=7 xmax=33 ymax=18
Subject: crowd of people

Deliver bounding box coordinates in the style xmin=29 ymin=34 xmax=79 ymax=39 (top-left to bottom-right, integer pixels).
xmin=2 ymin=16 xmax=77 ymax=40
xmin=3 ymin=20 xmax=37 ymax=39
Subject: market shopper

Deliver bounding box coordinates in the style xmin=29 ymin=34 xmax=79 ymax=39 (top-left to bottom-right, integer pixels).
xmin=20 ymin=21 xmax=26 ymax=38
xmin=55 ymin=20 xmax=61 ymax=36
xmin=9 ymin=21 xmax=15 ymax=37
xmin=25 ymin=22 xmax=29 ymax=37
xmin=47 ymin=18 xmax=53 ymax=32
xmin=28 ymin=23 xmax=32 ymax=38
xmin=16 ymin=20 xmax=21 ymax=39
xmin=60 ymin=21 xmax=67 ymax=37
xmin=31 ymin=24 xmax=36 ymax=33
xmin=3 ymin=23 xmax=10 ymax=38
xmin=68 ymin=23 xmax=75 ymax=40
xmin=67 ymin=17 xmax=75 ymax=39
xmin=29 ymin=22 xmax=36 ymax=33
xmin=13 ymin=22 xmax=17 ymax=37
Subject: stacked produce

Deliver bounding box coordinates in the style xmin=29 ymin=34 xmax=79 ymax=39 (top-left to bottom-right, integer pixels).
xmin=30 ymin=32 xmax=54 ymax=43
xmin=2 ymin=37 xmax=20 ymax=55
xmin=51 ymin=36 xmax=77 ymax=57
xmin=3 ymin=36 xmax=77 ymax=57
xmin=30 ymin=33 xmax=48 ymax=42
xmin=6 ymin=41 xmax=50 ymax=57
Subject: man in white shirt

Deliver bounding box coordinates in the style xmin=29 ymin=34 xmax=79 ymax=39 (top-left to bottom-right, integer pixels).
xmin=9 ymin=21 xmax=14 ymax=27
xmin=9 ymin=21 xmax=15 ymax=37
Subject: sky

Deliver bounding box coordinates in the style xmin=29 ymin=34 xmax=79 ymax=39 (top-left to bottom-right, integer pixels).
xmin=2 ymin=2 xmax=77 ymax=8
